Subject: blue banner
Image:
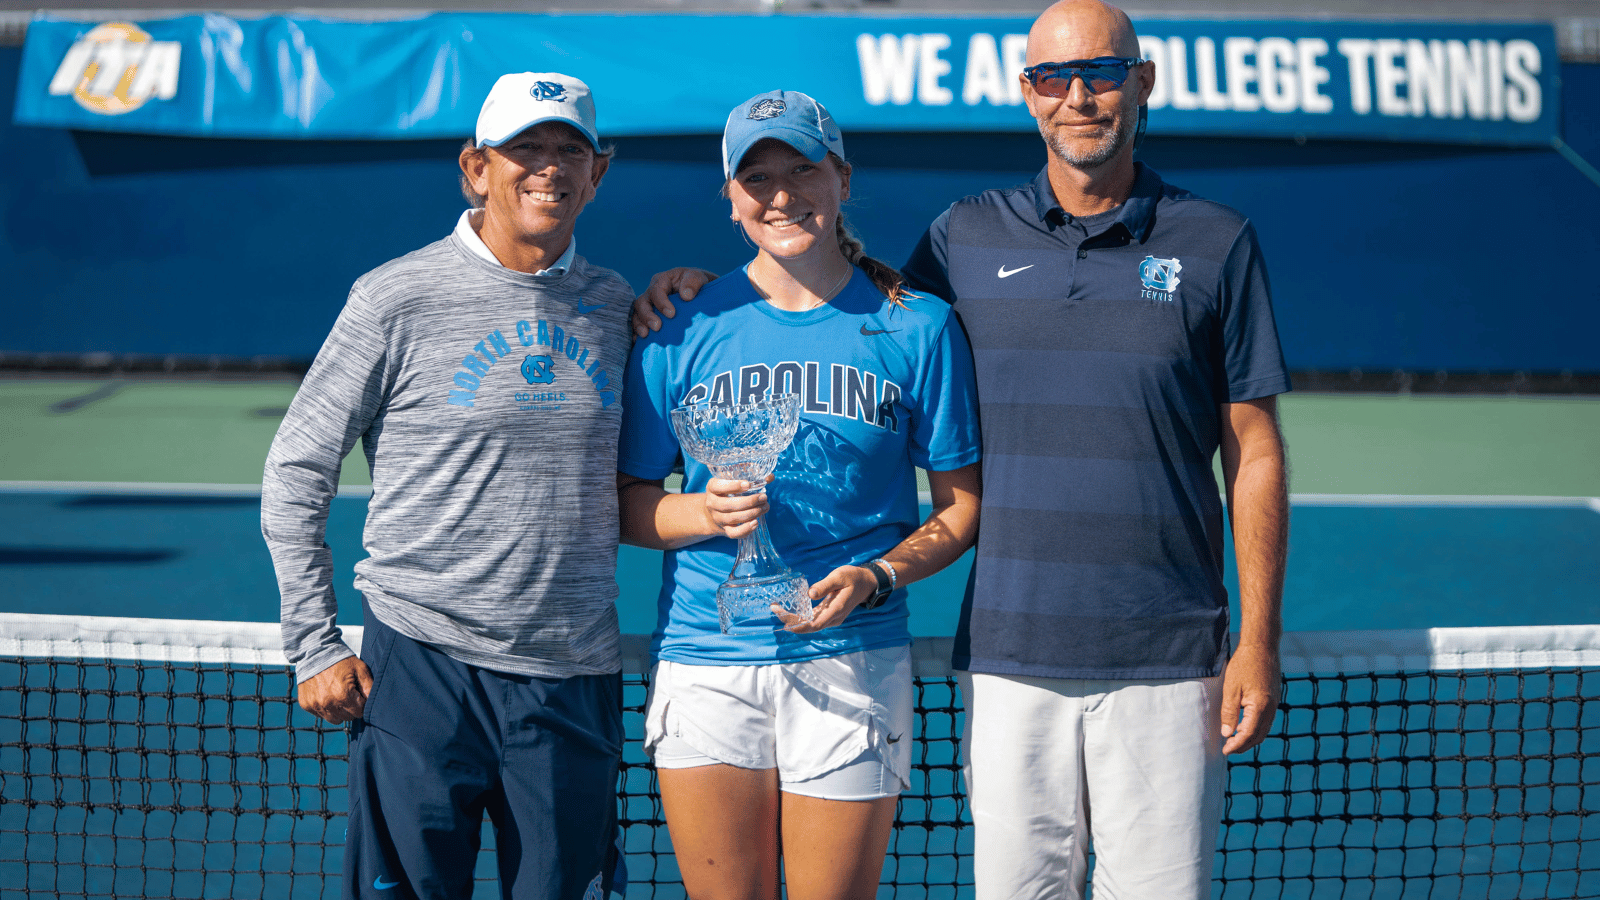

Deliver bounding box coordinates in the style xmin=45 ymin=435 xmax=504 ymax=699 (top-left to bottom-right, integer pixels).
xmin=13 ymin=13 xmax=1561 ymax=145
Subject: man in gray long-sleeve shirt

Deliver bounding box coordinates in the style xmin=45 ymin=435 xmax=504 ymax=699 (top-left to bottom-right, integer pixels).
xmin=262 ymin=72 xmax=634 ymax=900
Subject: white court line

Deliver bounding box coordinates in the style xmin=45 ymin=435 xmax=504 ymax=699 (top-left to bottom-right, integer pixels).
xmin=3 ymin=482 xmax=1594 ymax=512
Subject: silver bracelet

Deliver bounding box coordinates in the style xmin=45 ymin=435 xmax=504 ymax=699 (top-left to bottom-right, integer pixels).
xmin=868 ymin=557 xmax=897 ymax=589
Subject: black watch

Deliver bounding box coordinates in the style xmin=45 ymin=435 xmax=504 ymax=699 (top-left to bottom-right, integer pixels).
xmin=859 ymin=559 xmax=896 ymax=610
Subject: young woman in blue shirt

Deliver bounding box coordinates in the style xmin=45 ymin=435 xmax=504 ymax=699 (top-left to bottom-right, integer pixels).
xmin=617 ymin=90 xmax=981 ymax=900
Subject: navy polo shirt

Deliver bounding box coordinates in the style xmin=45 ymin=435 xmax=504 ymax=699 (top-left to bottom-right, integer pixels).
xmin=903 ymin=163 xmax=1290 ymax=680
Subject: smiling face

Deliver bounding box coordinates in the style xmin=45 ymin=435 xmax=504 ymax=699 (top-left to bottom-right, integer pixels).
xmin=1022 ymin=0 xmax=1152 ymax=173
xmin=727 ymin=139 xmax=851 ymax=264
xmin=462 ymin=121 xmax=607 ymax=262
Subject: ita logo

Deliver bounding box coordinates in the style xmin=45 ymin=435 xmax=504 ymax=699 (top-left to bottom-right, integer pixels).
xmin=1138 ymin=255 xmax=1182 ymax=301
xmin=48 ymin=22 xmax=181 ymax=116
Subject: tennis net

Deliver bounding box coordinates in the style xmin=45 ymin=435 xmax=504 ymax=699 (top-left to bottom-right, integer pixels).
xmin=3 ymin=614 xmax=1597 ymax=899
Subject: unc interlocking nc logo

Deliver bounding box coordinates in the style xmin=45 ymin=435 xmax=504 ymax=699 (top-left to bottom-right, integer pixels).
xmin=522 ymin=355 xmax=556 ymax=384
xmin=1139 ymin=256 xmax=1183 ymax=294
xmin=530 ymin=81 xmax=568 ymax=102
xmin=747 ymin=99 xmax=787 ymax=120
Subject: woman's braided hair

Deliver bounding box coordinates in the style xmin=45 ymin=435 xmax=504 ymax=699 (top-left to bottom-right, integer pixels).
xmin=827 ymin=153 xmax=910 ymax=309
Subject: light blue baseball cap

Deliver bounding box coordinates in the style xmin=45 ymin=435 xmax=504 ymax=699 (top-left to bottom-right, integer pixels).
xmin=721 ymin=90 xmax=845 ymax=179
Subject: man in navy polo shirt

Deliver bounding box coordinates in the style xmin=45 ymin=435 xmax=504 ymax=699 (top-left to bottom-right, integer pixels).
xmin=899 ymin=1 xmax=1290 ymax=897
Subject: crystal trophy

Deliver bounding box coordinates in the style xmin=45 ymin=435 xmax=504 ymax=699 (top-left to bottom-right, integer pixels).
xmin=669 ymin=393 xmax=815 ymax=635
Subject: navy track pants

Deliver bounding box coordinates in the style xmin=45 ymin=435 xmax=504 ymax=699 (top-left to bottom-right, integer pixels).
xmin=344 ymin=608 xmax=623 ymax=900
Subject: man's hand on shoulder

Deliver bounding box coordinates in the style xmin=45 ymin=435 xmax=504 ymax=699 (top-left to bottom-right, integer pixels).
xmin=631 ymin=268 xmax=717 ymax=337
xmin=297 ymin=656 xmax=373 ymax=725
xmin=1220 ymin=642 xmax=1281 ymax=755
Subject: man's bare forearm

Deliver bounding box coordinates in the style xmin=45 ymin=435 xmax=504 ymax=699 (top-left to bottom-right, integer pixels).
xmin=1221 ymin=397 xmax=1288 ymax=650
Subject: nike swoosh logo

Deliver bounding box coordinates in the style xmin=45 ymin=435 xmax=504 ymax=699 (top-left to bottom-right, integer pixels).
xmin=887 ymin=733 xmax=902 ymax=744
xmin=997 ymin=264 xmax=1034 ymax=278
xmin=374 ymin=877 xmax=400 ymax=890
xmin=861 ymin=325 xmax=900 ymax=336
xmin=575 ymin=301 xmax=604 ymax=314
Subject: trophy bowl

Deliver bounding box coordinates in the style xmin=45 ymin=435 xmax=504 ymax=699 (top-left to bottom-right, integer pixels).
xmin=669 ymin=393 xmax=814 ymax=635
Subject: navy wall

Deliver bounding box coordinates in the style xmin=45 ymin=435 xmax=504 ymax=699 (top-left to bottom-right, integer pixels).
xmin=3 ymin=45 xmax=1597 ymax=372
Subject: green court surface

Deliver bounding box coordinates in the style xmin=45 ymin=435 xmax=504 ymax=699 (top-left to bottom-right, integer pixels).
xmin=1 ymin=378 xmax=1597 ymax=497
xmin=0 ymin=379 xmax=369 ymax=486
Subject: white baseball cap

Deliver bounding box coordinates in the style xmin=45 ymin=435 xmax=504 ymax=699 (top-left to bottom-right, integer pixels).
xmin=475 ymin=72 xmax=600 ymax=149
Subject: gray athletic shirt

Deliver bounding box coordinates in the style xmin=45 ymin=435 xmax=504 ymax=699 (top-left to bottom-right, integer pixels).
xmin=262 ymin=230 xmax=635 ymax=683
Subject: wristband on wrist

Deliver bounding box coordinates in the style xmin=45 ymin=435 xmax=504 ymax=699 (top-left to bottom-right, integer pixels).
xmin=859 ymin=558 xmax=897 ymax=610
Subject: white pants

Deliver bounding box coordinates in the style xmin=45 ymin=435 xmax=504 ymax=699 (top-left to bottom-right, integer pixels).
xmin=958 ymin=671 xmax=1225 ymax=900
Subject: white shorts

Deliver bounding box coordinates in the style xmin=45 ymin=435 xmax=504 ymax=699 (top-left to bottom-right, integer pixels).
xmin=644 ymin=646 xmax=913 ymax=801
xmin=959 ymin=671 xmax=1225 ymax=900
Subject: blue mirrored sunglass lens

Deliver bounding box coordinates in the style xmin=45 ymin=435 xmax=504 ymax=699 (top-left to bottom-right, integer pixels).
xmin=1033 ymin=68 xmax=1127 ymax=96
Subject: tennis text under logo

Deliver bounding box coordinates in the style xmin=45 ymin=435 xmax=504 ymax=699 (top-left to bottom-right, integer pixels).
xmin=49 ymin=22 xmax=180 ymax=116
xmin=447 ymin=320 xmax=615 ymax=408
xmin=681 ymin=364 xmax=902 ymax=432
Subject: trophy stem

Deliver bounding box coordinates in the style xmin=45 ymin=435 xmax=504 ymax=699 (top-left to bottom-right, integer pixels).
xmin=714 ymin=492 xmax=814 ymax=634
xmin=730 ymin=511 xmax=792 ymax=583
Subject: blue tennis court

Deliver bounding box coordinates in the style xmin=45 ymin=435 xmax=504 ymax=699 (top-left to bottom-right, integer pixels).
xmin=3 ymin=428 xmax=1598 ymax=898
xmin=2 ymin=486 xmax=1596 ymax=635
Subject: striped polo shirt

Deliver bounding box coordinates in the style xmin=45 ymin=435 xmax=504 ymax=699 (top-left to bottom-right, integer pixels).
xmin=903 ymin=163 xmax=1291 ymax=680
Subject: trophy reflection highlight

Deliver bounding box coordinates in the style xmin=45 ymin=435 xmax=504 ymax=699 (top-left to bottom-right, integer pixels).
xmin=669 ymin=393 xmax=815 ymax=634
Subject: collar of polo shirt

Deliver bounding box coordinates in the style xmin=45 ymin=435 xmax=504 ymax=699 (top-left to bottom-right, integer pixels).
xmin=1031 ymin=162 xmax=1162 ymax=245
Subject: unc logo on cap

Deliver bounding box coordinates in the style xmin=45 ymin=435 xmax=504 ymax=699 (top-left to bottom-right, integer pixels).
xmin=1139 ymin=255 xmax=1183 ymax=297
xmin=747 ymin=99 xmax=787 ymax=120
xmin=529 ymin=80 xmax=568 ymax=102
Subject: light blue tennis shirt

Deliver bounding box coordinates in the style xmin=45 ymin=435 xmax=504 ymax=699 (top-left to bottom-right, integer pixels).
xmin=619 ymin=267 xmax=981 ymax=665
